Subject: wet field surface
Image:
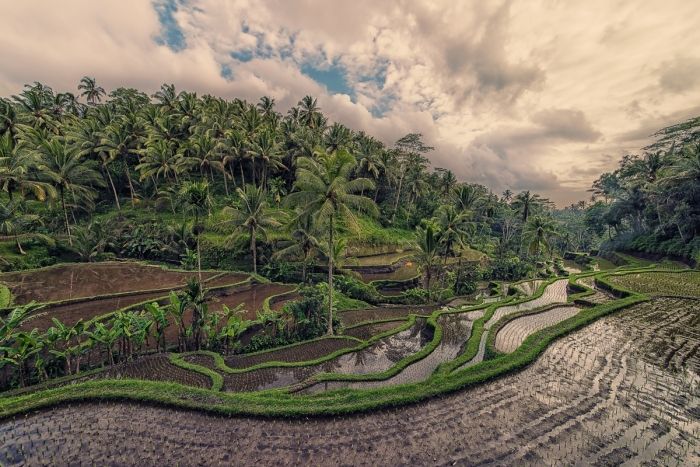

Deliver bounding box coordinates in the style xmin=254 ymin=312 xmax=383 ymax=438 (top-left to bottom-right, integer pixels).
xmin=0 ymin=263 xmax=216 ymax=304
xmin=2 ymin=297 xmax=697 ymax=465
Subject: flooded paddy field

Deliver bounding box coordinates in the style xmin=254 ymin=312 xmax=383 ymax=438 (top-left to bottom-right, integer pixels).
xmin=0 ymin=262 xmax=216 ymax=305
xmin=3 ymin=297 xmax=697 ymax=465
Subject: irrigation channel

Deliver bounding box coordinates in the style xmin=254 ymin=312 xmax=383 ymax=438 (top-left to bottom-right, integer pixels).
xmin=0 ymin=262 xmax=698 ymax=464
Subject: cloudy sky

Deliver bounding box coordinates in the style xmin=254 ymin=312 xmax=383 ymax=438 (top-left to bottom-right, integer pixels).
xmin=2 ymin=0 xmax=700 ymax=205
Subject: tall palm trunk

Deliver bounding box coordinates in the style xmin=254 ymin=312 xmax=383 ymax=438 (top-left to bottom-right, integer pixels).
xmin=392 ymin=169 xmax=405 ymax=223
xmin=15 ymin=237 xmax=25 ymax=255
xmin=60 ymin=187 xmax=73 ymax=246
xmin=124 ymin=162 xmax=135 ymax=206
xmin=222 ymin=171 xmax=229 ymax=196
xmin=327 ymin=215 xmax=334 ymax=335
xmin=105 ymin=167 xmax=121 ymax=210
xmin=250 ymin=226 xmax=257 ymax=275
xmin=239 ymin=161 xmax=246 ymax=186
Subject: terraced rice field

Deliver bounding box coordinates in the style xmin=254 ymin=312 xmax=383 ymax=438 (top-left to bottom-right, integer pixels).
xmin=218 ymin=337 xmax=359 ymax=369
xmin=3 ymin=297 xmax=697 ymax=465
xmin=458 ymin=279 xmax=569 ymax=370
xmin=204 ymin=283 xmax=295 ymax=319
xmin=607 ymin=271 xmax=700 ymax=297
xmin=494 ymin=305 xmax=581 ymax=353
xmin=343 ymin=320 xmax=406 ymax=340
xmin=513 ymin=279 xmax=544 ymax=296
xmin=339 ymin=305 xmax=437 ymax=327
xmin=0 ymin=262 xmax=217 ymax=305
xmin=220 ymin=318 xmax=432 ymax=392
xmin=305 ymin=309 xmax=485 ymax=392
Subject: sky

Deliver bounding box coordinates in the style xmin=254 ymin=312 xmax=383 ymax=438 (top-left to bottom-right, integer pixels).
xmin=2 ymin=0 xmax=700 ymax=205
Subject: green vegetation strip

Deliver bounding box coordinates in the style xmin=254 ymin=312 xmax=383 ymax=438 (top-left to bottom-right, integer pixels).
xmin=0 ymin=283 xmax=10 ymax=308
xmin=169 ymin=354 xmax=223 ymax=391
xmin=0 ymin=268 xmax=668 ymax=418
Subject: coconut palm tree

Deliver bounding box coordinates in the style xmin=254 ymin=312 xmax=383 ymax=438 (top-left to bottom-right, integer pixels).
xmin=0 ymin=132 xmax=54 ymax=201
xmin=513 ymin=190 xmax=548 ymax=222
xmin=180 ymin=181 xmax=211 ymax=282
xmin=273 ymin=214 xmax=320 ymax=283
xmin=249 ymin=131 xmax=285 ymax=190
xmin=286 ymin=149 xmax=377 ymax=334
xmin=222 ymin=184 xmax=284 ymax=274
xmin=435 ymin=205 xmax=474 ymax=264
xmin=0 ymin=200 xmax=52 ymax=254
xmin=77 ymin=76 xmax=106 ymax=105
xmin=414 ymin=224 xmax=441 ymax=295
xmin=523 ymin=215 xmax=559 ymax=257
xmin=33 ymin=137 xmax=104 ymax=245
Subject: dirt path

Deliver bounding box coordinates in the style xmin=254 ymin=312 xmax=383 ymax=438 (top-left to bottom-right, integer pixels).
xmin=1 ymin=298 xmax=698 ymax=465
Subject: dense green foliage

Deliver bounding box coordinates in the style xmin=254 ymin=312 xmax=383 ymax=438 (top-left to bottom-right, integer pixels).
xmin=582 ymin=117 xmax=700 ymax=263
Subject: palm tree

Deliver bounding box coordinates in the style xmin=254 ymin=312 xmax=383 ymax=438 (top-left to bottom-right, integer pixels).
xmin=99 ymin=122 xmax=139 ymax=205
xmin=452 ymin=184 xmax=482 ymax=213
xmin=298 ymin=96 xmax=320 ymax=129
xmin=273 ymin=214 xmax=320 ymax=283
xmin=34 ymin=137 xmax=104 ymax=245
xmin=222 ymin=184 xmax=283 ymax=274
xmin=180 ymin=181 xmax=211 ymax=282
xmin=502 ymin=189 xmax=513 ymax=203
xmin=523 ymin=215 xmax=559 ymax=257
xmin=249 ymin=131 xmax=285 ymax=190
xmin=513 ymin=190 xmax=548 ymax=222
xmin=137 ymin=139 xmax=190 ymax=184
xmin=0 ymin=132 xmax=54 ymax=201
xmin=435 ymin=205 xmax=473 ymax=264
xmin=414 ymin=224 xmax=441 ymax=295
xmin=286 ymin=149 xmax=377 ymax=334
xmin=0 ymin=199 xmax=52 ymax=254
xmin=77 ymin=77 xmax=106 ymax=105
xmin=664 ymin=143 xmax=700 ymax=185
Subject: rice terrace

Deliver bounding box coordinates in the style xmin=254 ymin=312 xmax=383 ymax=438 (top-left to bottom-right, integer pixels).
xmin=2 ymin=1 xmax=700 ymax=465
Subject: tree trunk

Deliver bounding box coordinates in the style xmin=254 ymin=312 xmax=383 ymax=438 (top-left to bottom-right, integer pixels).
xmin=239 ymin=161 xmax=246 ymax=186
xmin=251 ymin=227 xmax=257 ymax=275
xmin=392 ymin=169 xmax=405 ymax=223
xmin=15 ymin=237 xmax=25 ymax=255
xmin=196 ymin=234 xmax=202 ymax=283
xmin=222 ymin=170 xmax=229 ymax=196
xmin=327 ymin=216 xmax=334 ymax=335
xmin=105 ymin=167 xmax=121 ymax=210
xmin=61 ymin=189 xmax=73 ymax=246
xmin=125 ymin=163 xmax=136 ymax=206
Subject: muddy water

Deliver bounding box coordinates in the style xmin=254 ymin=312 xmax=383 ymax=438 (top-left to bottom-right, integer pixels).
xmin=305 ymin=309 xmax=485 ymax=393
xmin=3 ymin=298 xmax=698 ymax=465
xmin=218 ymin=337 xmax=359 ymax=369
xmin=222 ymin=319 xmax=432 ymax=392
xmin=458 ymin=279 xmax=569 ymax=370
xmin=1 ymin=263 xmax=216 ymax=305
xmin=494 ymin=305 xmax=580 ymax=353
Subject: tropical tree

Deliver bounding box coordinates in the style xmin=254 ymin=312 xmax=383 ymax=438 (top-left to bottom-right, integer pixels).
xmin=414 ymin=224 xmax=441 ymax=295
xmin=77 ymin=76 xmax=106 ymax=105
xmin=33 ymin=137 xmax=104 ymax=245
xmin=0 ymin=133 xmax=54 ymax=201
xmin=512 ymin=190 xmax=548 ymax=222
xmin=180 ymin=181 xmax=211 ymax=282
xmin=222 ymin=184 xmax=283 ymax=274
xmin=273 ymin=214 xmax=320 ymax=283
xmin=286 ymin=149 xmax=377 ymax=334
xmin=523 ymin=215 xmax=559 ymax=257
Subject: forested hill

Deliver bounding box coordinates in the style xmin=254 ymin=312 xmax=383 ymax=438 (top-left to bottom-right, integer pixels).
xmin=0 ymin=78 xmax=698 ymax=273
